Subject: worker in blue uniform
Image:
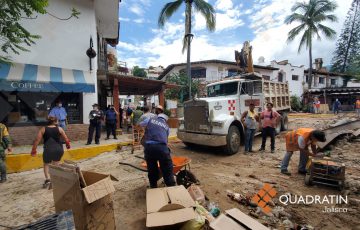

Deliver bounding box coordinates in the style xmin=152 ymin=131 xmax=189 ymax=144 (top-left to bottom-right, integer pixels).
xmin=49 ymin=100 xmax=67 ymax=130
xmin=139 ymin=105 xmax=175 ymax=188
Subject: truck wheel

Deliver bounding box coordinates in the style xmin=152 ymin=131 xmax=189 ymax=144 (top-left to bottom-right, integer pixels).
xmin=183 ymin=142 xmax=196 ymax=148
xmin=275 ymin=121 xmax=281 ymax=135
xmin=281 ymin=113 xmax=289 ymax=131
xmin=225 ymin=126 xmax=241 ymax=155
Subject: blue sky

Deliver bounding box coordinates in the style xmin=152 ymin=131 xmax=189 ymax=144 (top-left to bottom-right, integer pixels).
xmin=117 ymin=0 xmax=352 ymax=68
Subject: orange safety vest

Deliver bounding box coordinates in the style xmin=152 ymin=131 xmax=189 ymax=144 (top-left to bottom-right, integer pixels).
xmin=356 ymin=100 xmax=360 ymax=109
xmin=285 ymin=128 xmax=314 ymax=152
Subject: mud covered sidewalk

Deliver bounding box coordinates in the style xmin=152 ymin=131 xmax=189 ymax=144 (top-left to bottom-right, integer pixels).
xmin=0 ymin=114 xmax=359 ymax=229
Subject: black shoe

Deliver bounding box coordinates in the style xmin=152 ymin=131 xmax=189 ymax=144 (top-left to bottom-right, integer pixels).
xmin=95 ymin=142 xmax=100 ymax=145
xmin=259 ymin=148 xmax=265 ymax=151
xmin=249 ymin=150 xmax=254 ymax=153
xmin=105 ymin=137 xmax=110 ymax=140
xmin=281 ymin=170 xmax=291 ymax=176
xmin=114 ymin=137 xmax=118 ymax=139
xmin=43 ymin=179 xmax=51 ymax=188
xmin=85 ymin=143 xmax=91 ymax=145
xmin=271 ymin=149 xmax=275 ymax=153
xmin=298 ymin=170 xmax=307 ymax=175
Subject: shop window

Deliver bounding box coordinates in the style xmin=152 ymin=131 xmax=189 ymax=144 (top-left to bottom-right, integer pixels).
xmin=319 ymin=77 xmax=325 ymax=84
xmin=0 ymin=92 xmax=82 ymax=126
xmin=292 ymin=75 xmax=299 ymax=81
xmin=331 ymin=79 xmax=336 ymax=85
xmin=278 ymin=72 xmax=284 ymax=82
xmin=305 ymin=76 xmax=309 ymax=83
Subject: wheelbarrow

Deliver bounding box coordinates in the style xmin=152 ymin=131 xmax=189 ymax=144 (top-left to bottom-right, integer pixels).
xmin=119 ymin=155 xmax=198 ymax=188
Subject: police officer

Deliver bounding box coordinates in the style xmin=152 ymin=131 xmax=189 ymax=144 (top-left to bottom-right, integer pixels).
xmin=0 ymin=123 xmax=12 ymax=183
xmin=139 ymin=105 xmax=175 ymax=188
xmin=105 ymin=105 xmax=118 ymax=140
xmin=86 ymin=104 xmax=104 ymax=145
xmin=49 ymin=100 xmax=67 ymax=130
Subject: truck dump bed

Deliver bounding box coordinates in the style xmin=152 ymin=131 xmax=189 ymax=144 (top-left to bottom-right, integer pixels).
xmin=262 ymin=80 xmax=290 ymax=111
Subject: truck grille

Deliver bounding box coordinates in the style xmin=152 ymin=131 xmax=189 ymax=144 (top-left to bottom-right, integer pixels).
xmin=184 ymin=100 xmax=210 ymax=133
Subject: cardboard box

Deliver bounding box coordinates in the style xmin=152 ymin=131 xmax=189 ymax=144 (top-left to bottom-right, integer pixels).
xmin=49 ymin=164 xmax=117 ymax=230
xmin=146 ymin=185 xmax=197 ymax=227
xmin=210 ymin=208 xmax=269 ymax=230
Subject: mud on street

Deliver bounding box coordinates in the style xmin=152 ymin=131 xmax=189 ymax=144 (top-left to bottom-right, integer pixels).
xmin=0 ymin=114 xmax=359 ymax=230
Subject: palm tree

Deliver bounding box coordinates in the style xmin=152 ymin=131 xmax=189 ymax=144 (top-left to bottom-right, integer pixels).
xmin=285 ymin=0 xmax=338 ymax=89
xmin=158 ymin=0 xmax=216 ymax=99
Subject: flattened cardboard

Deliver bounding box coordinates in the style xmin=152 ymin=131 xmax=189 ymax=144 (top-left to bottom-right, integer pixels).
xmin=49 ymin=165 xmax=116 ymax=230
xmin=210 ymin=208 xmax=269 ymax=230
xmin=146 ymin=185 xmax=196 ymax=227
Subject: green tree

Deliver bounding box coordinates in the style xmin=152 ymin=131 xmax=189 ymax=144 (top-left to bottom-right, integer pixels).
xmin=132 ymin=66 xmax=147 ymax=78
xmin=158 ymin=0 xmax=216 ymax=100
xmin=0 ymin=0 xmax=80 ymax=63
xmin=165 ymin=72 xmax=199 ymax=103
xmin=285 ymin=0 xmax=338 ymax=89
xmin=331 ymin=0 xmax=360 ymax=73
xmin=290 ymin=95 xmax=302 ymax=111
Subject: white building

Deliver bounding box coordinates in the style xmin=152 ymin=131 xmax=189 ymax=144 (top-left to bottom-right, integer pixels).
xmin=0 ymin=0 xmax=119 ymax=125
xmin=146 ymin=66 xmax=165 ymax=80
xmin=270 ymin=60 xmax=305 ymax=97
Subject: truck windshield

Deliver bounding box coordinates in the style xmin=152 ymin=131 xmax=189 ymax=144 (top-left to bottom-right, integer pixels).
xmin=207 ymin=82 xmax=238 ymax=97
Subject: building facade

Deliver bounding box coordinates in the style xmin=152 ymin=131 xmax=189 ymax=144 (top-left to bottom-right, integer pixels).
xmin=0 ymin=0 xmax=119 ymax=145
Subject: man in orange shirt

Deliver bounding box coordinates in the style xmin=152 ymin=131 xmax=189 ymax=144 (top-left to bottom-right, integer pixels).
xmin=280 ymin=128 xmax=326 ymax=175
xmin=356 ymin=98 xmax=360 ymax=118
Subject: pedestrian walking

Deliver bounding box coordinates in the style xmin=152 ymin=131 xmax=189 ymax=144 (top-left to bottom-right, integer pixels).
xmin=48 ymin=100 xmax=67 ymax=130
xmin=0 ymin=123 xmax=12 ymax=183
xmin=119 ymin=104 xmax=124 ymax=128
xmin=105 ymin=105 xmax=118 ymax=140
xmin=86 ymin=104 xmax=104 ymax=145
xmin=241 ymin=103 xmax=259 ymax=153
xmin=259 ymin=102 xmax=281 ymax=153
xmin=133 ymin=106 xmax=144 ymax=124
xmin=280 ymin=128 xmax=326 ymax=175
xmin=139 ymin=105 xmax=175 ymax=188
xmin=126 ymin=106 xmax=134 ymax=132
xmin=333 ymin=98 xmax=341 ymax=114
xmin=31 ymin=116 xmax=70 ymax=187
xmin=355 ymin=98 xmax=360 ymax=118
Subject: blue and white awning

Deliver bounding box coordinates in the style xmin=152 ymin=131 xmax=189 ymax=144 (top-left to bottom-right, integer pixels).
xmin=0 ymin=63 xmax=95 ymax=93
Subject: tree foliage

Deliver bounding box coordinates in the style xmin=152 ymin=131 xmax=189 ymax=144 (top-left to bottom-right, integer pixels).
xmin=165 ymin=72 xmax=199 ymax=103
xmin=0 ymin=0 xmax=80 ymax=63
xmin=290 ymin=95 xmax=302 ymax=111
xmin=331 ymin=0 xmax=360 ymax=74
xmin=132 ymin=66 xmax=147 ymax=78
xmin=158 ymin=0 xmax=216 ymax=53
xmin=285 ymin=0 xmax=338 ymax=89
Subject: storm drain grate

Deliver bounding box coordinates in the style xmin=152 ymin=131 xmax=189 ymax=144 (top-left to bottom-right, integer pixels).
xmin=15 ymin=210 xmax=75 ymax=230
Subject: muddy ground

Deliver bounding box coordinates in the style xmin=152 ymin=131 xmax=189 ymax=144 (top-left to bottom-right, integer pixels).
xmin=0 ymin=114 xmax=359 ymax=230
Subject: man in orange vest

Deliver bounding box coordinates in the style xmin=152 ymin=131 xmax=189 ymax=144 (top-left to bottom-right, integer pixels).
xmin=356 ymin=98 xmax=360 ymax=118
xmin=280 ymin=128 xmax=326 ymax=175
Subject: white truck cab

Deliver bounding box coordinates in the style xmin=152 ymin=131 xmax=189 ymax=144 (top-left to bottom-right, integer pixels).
xmin=177 ymin=73 xmax=290 ymax=154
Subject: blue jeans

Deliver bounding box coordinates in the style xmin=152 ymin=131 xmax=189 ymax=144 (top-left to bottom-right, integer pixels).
xmin=245 ymin=129 xmax=256 ymax=152
xmin=280 ymin=150 xmax=308 ymax=172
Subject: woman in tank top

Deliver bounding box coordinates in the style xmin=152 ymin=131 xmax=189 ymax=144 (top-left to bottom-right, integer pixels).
xmin=31 ymin=116 xmax=71 ymax=187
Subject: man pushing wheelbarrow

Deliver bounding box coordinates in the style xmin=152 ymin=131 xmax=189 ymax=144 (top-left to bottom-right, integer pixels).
xmin=139 ymin=105 xmax=176 ymax=188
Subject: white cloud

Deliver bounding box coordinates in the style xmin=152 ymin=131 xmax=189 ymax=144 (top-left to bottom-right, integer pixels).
xmin=250 ymin=0 xmax=353 ymax=66
xmin=129 ymin=4 xmax=144 ymax=16
xmin=215 ymin=0 xmax=233 ymax=11
xmin=194 ymin=1 xmax=244 ymax=32
xmin=119 ymin=17 xmax=130 ymax=22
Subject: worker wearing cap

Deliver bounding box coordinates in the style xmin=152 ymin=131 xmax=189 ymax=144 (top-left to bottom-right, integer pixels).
xmin=86 ymin=103 xmax=104 ymax=145
xmin=139 ymin=105 xmax=175 ymax=188
xmin=280 ymin=128 xmax=326 ymax=175
xmin=0 ymin=123 xmax=12 ymax=183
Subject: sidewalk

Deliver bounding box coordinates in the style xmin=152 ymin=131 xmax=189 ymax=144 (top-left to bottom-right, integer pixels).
xmin=11 ymin=128 xmax=178 ymax=154
xmin=7 ymin=128 xmax=178 ymax=173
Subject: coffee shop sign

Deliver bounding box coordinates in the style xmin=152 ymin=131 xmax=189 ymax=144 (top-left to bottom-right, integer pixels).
xmin=11 ymin=82 xmax=43 ymax=89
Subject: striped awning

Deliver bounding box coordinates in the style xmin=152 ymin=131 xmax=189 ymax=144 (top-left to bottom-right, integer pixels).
xmin=0 ymin=63 xmax=95 ymax=93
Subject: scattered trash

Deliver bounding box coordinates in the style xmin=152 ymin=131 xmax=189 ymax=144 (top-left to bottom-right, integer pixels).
xmin=226 ymin=190 xmax=250 ymax=206
xmin=235 ymin=173 xmax=240 ymax=177
xmin=187 ymin=184 xmax=205 ymax=205
xmin=208 ymin=202 xmax=220 ymax=217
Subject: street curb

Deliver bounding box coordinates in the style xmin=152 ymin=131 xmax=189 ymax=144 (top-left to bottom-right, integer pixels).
xmin=6 ymin=135 xmax=179 ymax=173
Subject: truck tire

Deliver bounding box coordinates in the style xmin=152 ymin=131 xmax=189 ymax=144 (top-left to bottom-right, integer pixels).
xmin=275 ymin=122 xmax=281 ymax=135
xmin=183 ymin=142 xmax=196 ymax=148
xmin=224 ymin=126 xmax=241 ymax=155
xmin=281 ymin=113 xmax=289 ymax=131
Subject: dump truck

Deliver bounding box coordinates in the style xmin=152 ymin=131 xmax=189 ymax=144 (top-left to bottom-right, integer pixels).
xmin=177 ymin=73 xmax=291 ymax=155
